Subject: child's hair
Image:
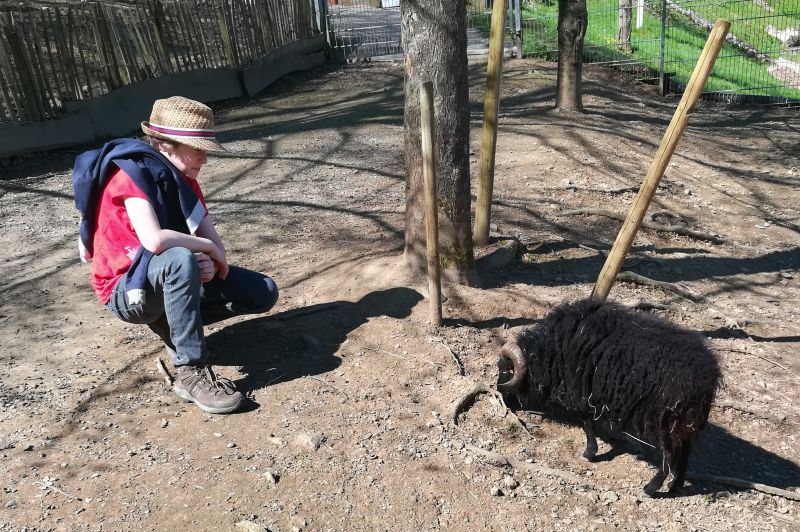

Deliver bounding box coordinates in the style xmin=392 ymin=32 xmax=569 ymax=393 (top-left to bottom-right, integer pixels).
xmin=142 ymin=134 xmax=179 ymax=151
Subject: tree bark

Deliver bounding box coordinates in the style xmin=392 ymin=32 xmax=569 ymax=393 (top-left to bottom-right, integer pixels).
xmin=401 ymin=0 xmax=474 ymax=283
xmin=617 ymin=0 xmax=633 ymax=53
xmin=556 ymin=0 xmax=587 ymax=111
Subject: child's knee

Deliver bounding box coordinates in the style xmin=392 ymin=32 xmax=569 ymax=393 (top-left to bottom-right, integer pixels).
xmin=255 ymin=277 xmax=279 ymax=311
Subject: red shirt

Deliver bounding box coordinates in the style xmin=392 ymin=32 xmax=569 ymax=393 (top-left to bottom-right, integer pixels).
xmin=90 ymin=167 xmax=208 ymax=304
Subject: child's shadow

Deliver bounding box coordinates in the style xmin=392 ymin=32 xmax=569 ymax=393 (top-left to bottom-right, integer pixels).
xmin=206 ymin=287 xmax=423 ymax=402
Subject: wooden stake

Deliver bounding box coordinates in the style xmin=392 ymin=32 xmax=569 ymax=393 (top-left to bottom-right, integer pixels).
xmin=420 ymin=81 xmax=443 ymax=328
xmin=591 ymin=18 xmax=730 ymax=302
xmin=473 ymin=0 xmax=507 ymax=246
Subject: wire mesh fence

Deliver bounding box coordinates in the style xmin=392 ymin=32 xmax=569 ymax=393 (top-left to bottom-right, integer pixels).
xmin=325 ymin=0 xmax=402 ymax=59
xmin=520 ymin=0 xmax=800 ymax=104
xmin=323 ymin=0 xmax=503 ymax=60
xmin=324 ymin=0 xmax=799 ymax=105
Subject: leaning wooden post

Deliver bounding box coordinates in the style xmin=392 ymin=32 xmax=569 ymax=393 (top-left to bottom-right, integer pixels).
xmin=591 ymin=19 xmax=730 ymax=302
xmin=473 ymin=0 xmax=507 ymax=246
xmin=420 ymin=81 xmax=443 ymax=327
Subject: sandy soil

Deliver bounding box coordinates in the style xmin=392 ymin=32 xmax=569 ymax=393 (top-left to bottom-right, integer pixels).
xmin=1 ymin=59 xmax=799 ymax=532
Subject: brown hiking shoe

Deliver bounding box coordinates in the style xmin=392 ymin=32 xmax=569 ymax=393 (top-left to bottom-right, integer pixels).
xmin=172 ymin=364 xmax=243 ymax=414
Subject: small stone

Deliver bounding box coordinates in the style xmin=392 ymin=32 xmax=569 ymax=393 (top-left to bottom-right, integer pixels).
xmin=60 ymin=462 xmax=68 ymax=468
xmin=503 ymin=476 xmax=519 ymax=489
xmin=213 ymin=432 xmax=223 ymax=438
xmin=227 ymin=442 xmax=236 ymax=449
xmin=160 ymin=418 xmax=168 ymax=428
xmin=22 ymin=444 xmax=33 ymax=452
xmin=5 ymin=500 xmax=17 ymax=509
xmin=602 ymin=490 xmax=619 ymax=503
xmin=490 ymin=486 xmax=503 ymax=496
xmin=235 ymin=521 xmax=267 ymax=532
xmin=293 ymin=432 xmax=324 ymax=451
xmin=263 ymin=471 xmax=278 ymax=484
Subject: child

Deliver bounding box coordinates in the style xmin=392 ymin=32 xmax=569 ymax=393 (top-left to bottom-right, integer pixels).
xmin=73 ymin=96 xmax=278 ymax=414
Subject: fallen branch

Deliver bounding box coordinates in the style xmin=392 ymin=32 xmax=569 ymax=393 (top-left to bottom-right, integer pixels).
xmin=562 ymin=208 xmax=726 ymax=243
xmin=155 ymin=357 xmax=174 ymax=385
xmin=686 ymin=473 xmax=800 ymax=501
xmin=617 ymin=271 xmax=701 ymax=301
xmin=451 ymin=384 xmax=535 ymax=438
xmin=715 ymin=346 xmax=797 ymax=377
xmin=465 ymin=445 xmax=596 ymax=488
xmin=268 ymin=304 xmax=339 ymax=321
xmin=713 ymin=400 xmax=787 ymax=423
xmin=306 ymin=375 xmax=349 ymax=400
xmin=439 ymin=339 xmax=465 ymax=376
xmin=33 ymin=480 xmax=82 ymax=501
xmin=362 ymin=345 xmax=443 ymax=370
xmin=620 ymin=299 xmax=676 ymax=312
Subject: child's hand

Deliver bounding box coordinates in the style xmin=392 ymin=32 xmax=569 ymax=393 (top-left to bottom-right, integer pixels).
xmin=206 ymin=245 xmax=229 ymax=280
xmin=195 ymin=252 xmax=216 ymax=283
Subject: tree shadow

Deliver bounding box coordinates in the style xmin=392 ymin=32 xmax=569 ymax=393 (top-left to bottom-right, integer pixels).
xmin=476 ymin=243 xmax=800 ymax=291
xmin=205 ymin=287 xmax=423 ymax=405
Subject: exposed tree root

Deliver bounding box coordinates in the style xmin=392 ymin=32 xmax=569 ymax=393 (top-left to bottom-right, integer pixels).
xmin=450 ymin=384 xmax=535 ymax=438
xmin=617 ymin=271 xmax=702 ymax=301
xmin=686 ymin=473 xmax=800 ymax=501
xmin=562 ymin=208 xmax=726 ymax=243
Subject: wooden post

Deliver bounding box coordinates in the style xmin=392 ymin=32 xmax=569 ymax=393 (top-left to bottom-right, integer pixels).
xmin=473 ymin=0 xmax=507 ymax=246
xmin=591 ymin=19 xmax=730 ymax=302
xmin=420 ymin=81 xmax=443 ymax=327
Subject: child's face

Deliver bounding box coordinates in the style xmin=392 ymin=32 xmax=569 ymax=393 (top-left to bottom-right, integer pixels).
xmin=163 ymin=143 xmax=208 ymax=180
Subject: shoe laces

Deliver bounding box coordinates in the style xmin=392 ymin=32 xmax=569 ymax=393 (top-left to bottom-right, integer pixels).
xmin=196 ymin=365 xmax=237 ymax=394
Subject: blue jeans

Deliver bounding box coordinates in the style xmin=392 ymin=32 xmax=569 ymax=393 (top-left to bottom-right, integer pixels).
xmin=106 ymin=247 xmax=278 ymax=366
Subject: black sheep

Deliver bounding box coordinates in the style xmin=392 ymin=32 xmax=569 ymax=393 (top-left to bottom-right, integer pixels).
xmin=497 ymin=298 xmax=721 ymax=496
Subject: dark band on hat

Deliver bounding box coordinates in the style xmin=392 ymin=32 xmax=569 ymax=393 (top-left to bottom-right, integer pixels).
xmin=147 ymin=123 xmax=216 ymax=138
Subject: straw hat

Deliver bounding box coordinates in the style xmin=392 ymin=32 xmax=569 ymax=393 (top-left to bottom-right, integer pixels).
xmin=141 ymin=96 xmax=226 ymax=152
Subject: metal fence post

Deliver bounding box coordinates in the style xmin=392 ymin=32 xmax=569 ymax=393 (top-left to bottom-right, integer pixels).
xmin=659 ymin=0 xmax=667 ymax=96
xmin=316 ymin=0 xmax=329 ymax=44
xmin=513 ymin=0 xmax=522 ymax=58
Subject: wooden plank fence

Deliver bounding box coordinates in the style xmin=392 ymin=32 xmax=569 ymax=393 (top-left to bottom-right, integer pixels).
xmin=0 ymin=0 xmax=316 ymax=124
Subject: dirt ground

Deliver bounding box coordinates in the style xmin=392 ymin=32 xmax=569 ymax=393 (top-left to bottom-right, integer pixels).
xmin=1 ymin=59 xmax=799 ymax=532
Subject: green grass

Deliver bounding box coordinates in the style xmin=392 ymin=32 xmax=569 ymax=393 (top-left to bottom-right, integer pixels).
xmin=510 ymin=0 xmax=800 ymax=100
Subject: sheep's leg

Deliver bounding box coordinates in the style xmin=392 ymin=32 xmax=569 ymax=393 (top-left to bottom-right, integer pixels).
xmin=643 ymin=452 xmax=669 ymax=497
xmin=667 ymin=440 xmax=691 ymax=492
xmin=581 ymin=418 xmax=598 ymax=461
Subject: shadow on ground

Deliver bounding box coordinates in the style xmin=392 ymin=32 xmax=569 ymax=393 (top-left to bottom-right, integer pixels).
xmin=206 ymin=287 xmax=423 ymax=403
xmin=616 ymin=422 xmax=800 ymax=497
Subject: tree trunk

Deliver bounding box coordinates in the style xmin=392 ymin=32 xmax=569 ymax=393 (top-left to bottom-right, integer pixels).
xmin=617 ymin=0 xmax=633 ymax=53
xmin=556 ymin=0 xmax=587 ymax=111
xmin=401 ymin=0 xmax=474 ymax=283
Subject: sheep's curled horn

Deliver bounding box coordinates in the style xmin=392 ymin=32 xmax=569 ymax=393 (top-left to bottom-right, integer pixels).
xmin=497 ymin=339 xmax=526 ymax=393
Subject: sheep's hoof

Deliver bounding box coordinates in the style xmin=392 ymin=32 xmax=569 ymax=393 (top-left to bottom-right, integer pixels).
xmin=667 ymin=478 xmax=684 ymax=493
xmin=643 ymin=474 xmax=666 ymax=497
xmin=581 ymin=450 xmax=597 ymax=462
xmin=643 ymin=484 xmax=659 ymax=498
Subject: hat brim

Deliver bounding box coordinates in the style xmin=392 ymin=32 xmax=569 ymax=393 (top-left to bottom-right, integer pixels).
xmin=141 ymin=122 xmax=227 ymax=152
